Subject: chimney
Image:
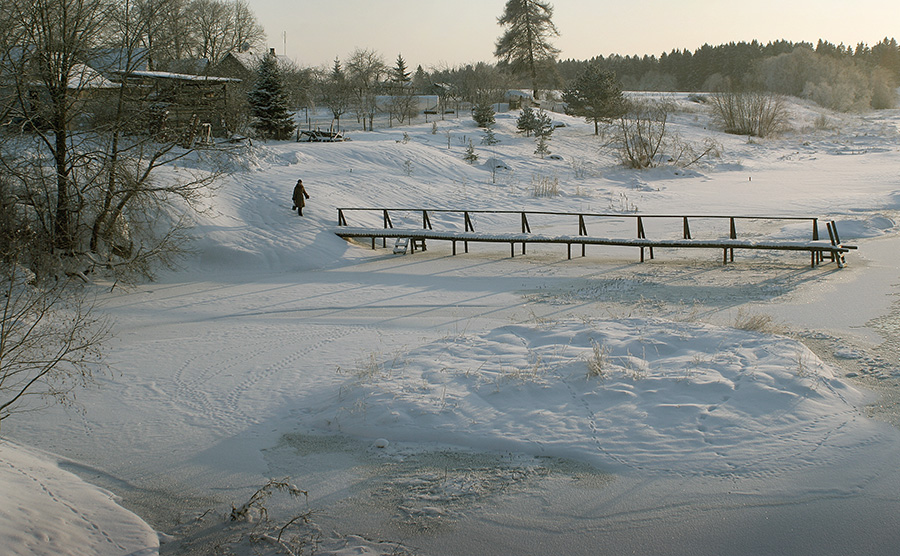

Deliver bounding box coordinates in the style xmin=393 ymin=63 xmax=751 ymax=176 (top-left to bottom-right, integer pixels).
xmin=269 ymin=48 xmax=276 ymax=57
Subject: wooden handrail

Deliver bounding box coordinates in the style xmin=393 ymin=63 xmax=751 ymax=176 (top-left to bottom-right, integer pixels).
xmin=336 ymin=207 xmax=825 ymax=242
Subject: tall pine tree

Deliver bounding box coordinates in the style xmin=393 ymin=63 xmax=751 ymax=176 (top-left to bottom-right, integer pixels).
xmin=494 ymin=0 xmax=560 ymax=100
xmin=248 ymin=52 xmax=295 ymax=140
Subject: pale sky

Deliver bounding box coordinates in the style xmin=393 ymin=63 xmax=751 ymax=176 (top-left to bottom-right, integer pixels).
xmin=249 ymin=0 xmax=899 ymax=69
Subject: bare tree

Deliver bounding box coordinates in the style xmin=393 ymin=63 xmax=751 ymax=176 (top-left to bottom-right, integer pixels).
xmin=319 ymin=58 xmax=351 ymax=130
xmin=135 ymin=0 xmax=194 ymax=68
xmin=456 ymin=62 xmax=509 ymax=107
xmin=5 ymin=0 xmax=114 ymax=252
xmin=0 ymin=258 xmax=110 ymax=431
xmin=187 ymin=0 xmax=265 ymax=65
xmin=384 ymin=87 xmax=417 ymax=127
xmin=346 ymin=48 xmax=385 ymax=131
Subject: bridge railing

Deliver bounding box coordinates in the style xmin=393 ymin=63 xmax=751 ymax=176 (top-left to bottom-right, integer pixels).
xmin=336 ymin=207 xmax=822 ymax=242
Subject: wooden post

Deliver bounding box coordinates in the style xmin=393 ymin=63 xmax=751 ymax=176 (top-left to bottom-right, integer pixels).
xmin=812 ymin=217 xmax=821 ymax=264
xmin=521 ymin=213 xmax=531 ymax=233
xmin=683 ymin=217 xmax=692 ymax=239
xmin=638 ymin=217 xmax=652 ymax=260
xmin=423 ymin=211 xmax=432 ymax=230
xmin=382 ymin=210 xmax=392 ymax=248
xmin=831 ymin=221 xmax=845 ymax=266
xmin=465 ymin=212 xmax=474 ymax=232
xmin=729 ymin=217 xmax=736 ymax=262
xmin=338 ymin=209 xmax=347 ymax=226
xmin=826 ymin=222 xmax=837 ymax=263
xmin=578 ymin=215 xmax=587 ymax=257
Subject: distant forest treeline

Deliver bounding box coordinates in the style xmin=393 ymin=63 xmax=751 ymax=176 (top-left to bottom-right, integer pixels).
xmin=554 ymin=38 xmax=900 ymax=110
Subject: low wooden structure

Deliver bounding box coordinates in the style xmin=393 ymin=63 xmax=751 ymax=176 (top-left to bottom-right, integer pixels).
xmin=114 ymin=70 xmax=239 ymax=137
xmin=334 ymin=209 xmax=855 ymax=268
xmin=298 ymin=129 xmax=345 ymax=142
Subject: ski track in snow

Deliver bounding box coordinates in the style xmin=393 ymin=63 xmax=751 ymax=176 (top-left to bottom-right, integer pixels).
xmin=168 ymin=322 xmax=371 ymax=435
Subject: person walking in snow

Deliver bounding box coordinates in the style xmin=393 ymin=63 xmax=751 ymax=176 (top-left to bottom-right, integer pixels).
xmin=292 ymin=179 xmax=309 ymax=216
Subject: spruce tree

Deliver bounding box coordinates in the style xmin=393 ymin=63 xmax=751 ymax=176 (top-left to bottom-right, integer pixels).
xmin=516 ymin=105 xmax=538 ymax=136
xmin=533 ymin=110 xmax=553 ymax=158
xmin=562 ymin=63 xmax=626 ymax=135
xmin=248 ymin=53 xmax=296 ymax=140
xmin=473 ymin=102 xmax=496 ymax=128
xmin=464 ymin=139 xmax=479 ymax=164
xmin=534 ymin=134 xmax=551 ymax=158
xmin=481 ymin=126 xmax=500 ymax=146
xmin=393 ymin=54 xmax=411 ymax=84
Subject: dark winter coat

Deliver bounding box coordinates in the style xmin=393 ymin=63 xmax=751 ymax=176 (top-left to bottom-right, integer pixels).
xmin=292 ymin=181 xmax=309 ymax=208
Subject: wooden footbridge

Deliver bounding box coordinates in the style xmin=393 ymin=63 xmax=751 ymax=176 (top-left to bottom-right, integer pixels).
xmin=334 ymin=208 xmax=855 ymax=268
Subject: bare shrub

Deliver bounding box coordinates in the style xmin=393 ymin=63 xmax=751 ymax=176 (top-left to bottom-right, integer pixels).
xmin=615 ymin=99 xmax=673 ymax=169
xmin=669 ymin=136 xmax=723 ymax=168
xmin=569 ymin=157 xmax=593 ymax=179
xmin=230 ymin=479 xmax=308 ymax=523
xmin=531 ymin=173 xmax=560 ymax=197
xmin=709 ymin=89 xmax=790 ymax=137
xmin=585 ymin=339 xmax=608 ymax=379
xmin=733 ymin=308 xmax=784 ymax=334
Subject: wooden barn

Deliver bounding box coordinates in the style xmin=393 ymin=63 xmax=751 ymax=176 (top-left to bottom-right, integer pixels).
xmin=114 ymin=70 xmax=240 ymax=138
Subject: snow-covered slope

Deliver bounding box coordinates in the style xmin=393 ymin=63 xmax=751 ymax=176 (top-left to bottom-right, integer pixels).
xmin=5 ymin=97 xmax=900 ymax=556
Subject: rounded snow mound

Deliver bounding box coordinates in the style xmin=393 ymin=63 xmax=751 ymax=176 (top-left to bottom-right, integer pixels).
xmin=313 ymin=318 xmax=875 ymax=477
xmin=0 ymin=442 xmax=158 ymax=556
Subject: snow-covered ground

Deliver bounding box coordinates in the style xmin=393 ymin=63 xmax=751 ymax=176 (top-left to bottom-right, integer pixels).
xmin=4 ymin=95 xmax=900 ymax=555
